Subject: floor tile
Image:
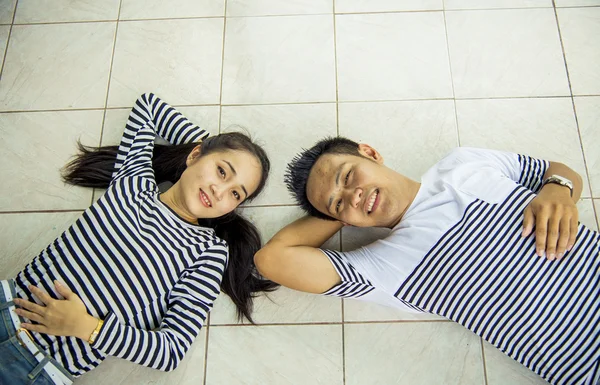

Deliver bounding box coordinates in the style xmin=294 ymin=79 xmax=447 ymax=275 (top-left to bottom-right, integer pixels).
xmin=344 ymin=299 xmax=444 ymax=322
xmin=344 ymin=322 xmax=484 ymax=385
xmin=120 ymin=0 xmax=224 ymax=20
xmin=76 ymin=328 xmax=207 ymax=385
xmin=556 ymin=0 xmax=600 ymax=5
xmin=227 ymin=0 xmax=332 ymax=16
xmin=446 ymin=9 xmax=569 ymax=98
xmin=557 ymin=8 xmax=600 ymax=95
xmin=578 ymin=199 xmax=598 ymax=232
xmin=221 ymin=103 xmax=337 ymax=205
xmin=336 ymin=12 xmax=453 ymax=101
xmin=483 ymin=341 xmax=548 ymax=385
xmin=338 ymin=100 xmax=458 ymax=180
xmin=205 ymin=325 xmax=343 ymax=385
xmin=238 ymin=205 xmax=340 ymax=249
xmin=444 ymin=0 xmax=551 ymax=9
xmin=575 ymin=96 xmax=600 ymax=198
xmin=334 ymin=0 xmax=442 ymax=13
xmin=0 ymin=212 xmax=81 ymax=280
xmin=102 ymin=105 xmax=220 ymax=146
xmin=222 ymin=15 xmax=336 ymax=104
xmin=0 ymin=23 xmax=115 ymax=111
xmin=0 ymin=110 xmax=103 ymax=211
xmin=456 ymin=97 xmax=590 ymax=197
xmin=0 ymin=0 xmax=15 ymax=24
xmin=14 ymin=0 xmax=120 ymax=23
xmin=210 ymin=286 xmax=342 ymax=325
xmin=595 ymin=199 xmax=600 ymax=225
xmin=108 ymin=19 xmax=224 ymax=107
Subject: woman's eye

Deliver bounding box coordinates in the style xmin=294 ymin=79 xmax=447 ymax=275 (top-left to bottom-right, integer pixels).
xmin=336 ymin=200 xmax=342 ymax=213
xmin=233 ymin=191 xmax=240 ymax=200
xmin=344 ymin=170 xmax=351 ymax=185
xmin=218 ymin=166 xmax=226 ymax=178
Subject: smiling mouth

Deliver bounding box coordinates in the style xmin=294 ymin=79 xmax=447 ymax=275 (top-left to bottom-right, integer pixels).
xmin=366 ymin=189 xmax=379 ymax=214
xmin=199 ymin=189 xmax=212 ymax=208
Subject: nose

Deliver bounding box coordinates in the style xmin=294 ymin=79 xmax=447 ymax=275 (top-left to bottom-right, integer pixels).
xmin=211 ymin=184 xmax=224 ymax=201
xmin=348 ymin=187 xmax=362 ymax=208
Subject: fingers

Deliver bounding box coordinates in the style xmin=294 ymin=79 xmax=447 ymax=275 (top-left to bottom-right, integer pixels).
xmin=21 ymin=323 xmax=48 ymax=334
xmin=54 ymin=280 xmax=74 ymax=300
xmin=535 ymin=211 xmax=549 ymax=258
xmin=568 ymin=212 xmax=578 ymax=252
xmin=555 ymin=217 xmax=571 ymax=259
xmin=29 ymin=285 xmax=53 ymax=305
xmin=15 ymin=308 xmax=44 ymax=323
xmin=14 ymin=298 xmax=46 ymax=315
xmin=522 ymin=207 xmax=534 ymax=237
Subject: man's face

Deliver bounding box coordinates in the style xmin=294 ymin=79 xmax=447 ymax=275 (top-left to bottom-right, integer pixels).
xmin=306 ymin=145 xmax=404 ymax=228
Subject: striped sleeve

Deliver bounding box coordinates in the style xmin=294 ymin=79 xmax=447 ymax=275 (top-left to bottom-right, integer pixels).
xmin=516 ymin=154 xmax=550 ymax=193
xmin=112 ymin=93 xmax=210 ymax=181
xmin=320 ymin=249 xmax=376 ymax=298
xmin=91 ymin=242 xmax=228 ymax=372
xmin=451 ymin=148 xmax=549 ymax=193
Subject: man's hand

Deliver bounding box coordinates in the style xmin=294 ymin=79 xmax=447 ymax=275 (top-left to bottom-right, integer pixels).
xmin=522 ymin=183 xmax=578 ymax=260
xmin=15 ymin=281 xmax=100 ymax=341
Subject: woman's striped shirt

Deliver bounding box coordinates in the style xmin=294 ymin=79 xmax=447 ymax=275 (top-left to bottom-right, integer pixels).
xmin=15 ymin=93 xmax=225 ymax=376
xmin=321 ymin=147 xmax=600 ymax=385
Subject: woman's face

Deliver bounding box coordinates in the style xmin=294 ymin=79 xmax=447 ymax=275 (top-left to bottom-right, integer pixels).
xmin=177 ymin=146 xmax=262 ymax=219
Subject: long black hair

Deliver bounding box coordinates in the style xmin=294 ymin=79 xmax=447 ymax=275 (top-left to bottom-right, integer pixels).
xmin=62 ymin=132 xmax=279 ymax=323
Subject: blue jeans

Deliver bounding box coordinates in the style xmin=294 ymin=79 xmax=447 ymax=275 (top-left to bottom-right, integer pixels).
xmin=0 ymin=279 xmax=73 ymax=385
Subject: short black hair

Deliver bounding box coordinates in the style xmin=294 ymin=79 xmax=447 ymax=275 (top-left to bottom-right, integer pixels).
xmin=284 ymin=137 xmax=361 ymax=220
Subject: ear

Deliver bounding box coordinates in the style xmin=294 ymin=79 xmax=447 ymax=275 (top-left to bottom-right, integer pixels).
xmin=186 ymin=144 xmax=202 ymax=166
xmin=357 ymin=143 xmax=384 ymax=164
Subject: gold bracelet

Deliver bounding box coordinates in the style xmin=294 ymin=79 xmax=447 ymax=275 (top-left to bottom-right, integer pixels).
xmin=87 ymin=319 xmax=104 ymax=345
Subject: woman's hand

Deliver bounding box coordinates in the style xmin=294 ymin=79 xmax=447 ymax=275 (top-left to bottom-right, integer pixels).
xmin=522 ymin=183 xmax=579 ymax=260
xmin=14 ymin=281 xmax=100 ymax=341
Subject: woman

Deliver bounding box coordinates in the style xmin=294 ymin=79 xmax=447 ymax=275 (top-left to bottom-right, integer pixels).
xmin=0 ymin=93 xmax=277 ymax=385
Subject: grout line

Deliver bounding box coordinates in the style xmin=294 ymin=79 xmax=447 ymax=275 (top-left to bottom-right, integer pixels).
xmin=332 ymin=1 xmax=340 ymax=138
xmin=552 ymin=1 xmax=598 ymax=212
xmin=202 ymin=312 xmax=211 ymax=385
xmin=210 ymin=319 xmax=451 ymax=327
xmin=0 ymin=209 xmax=84 ymax=214
xmin=441 ymin=6 xmax=461 ymax=146
xmin=93 ymin=0 xmax=123 ymax=206
xmin=217 ymin=0 xmax=228 ymax=134
xmin=0 ymin=0 xmax=18 ymax=80
xmin=7 ymin=94 xmax=600 ymax=115
xmin=480 ymin=337 xmax=489 ymax=385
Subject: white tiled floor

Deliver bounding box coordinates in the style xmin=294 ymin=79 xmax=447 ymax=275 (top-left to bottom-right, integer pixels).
xmin=0 ymin=1 xmax=598 ymax=384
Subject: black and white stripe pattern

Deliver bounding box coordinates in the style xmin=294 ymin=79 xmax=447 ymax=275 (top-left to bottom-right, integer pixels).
xmin=395 ymin=185 xmax=600 ymax=385
xmin=321 ymin=249 xmax=376 ymax=298
xmin=517 ymin=154 xmax=549 ymax=193
xmin=15 ymin=93 xmax=224 ymax=375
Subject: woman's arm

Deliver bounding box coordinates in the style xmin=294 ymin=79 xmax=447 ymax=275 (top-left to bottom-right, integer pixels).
xmin=112 ymin=93 xmax=210 ymax=180
xmin=16 ymin=243 xmax=227 ymax=372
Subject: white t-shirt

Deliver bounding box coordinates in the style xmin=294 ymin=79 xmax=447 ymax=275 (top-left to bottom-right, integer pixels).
xmin=321 ymin=147 xmax=548 ymax=311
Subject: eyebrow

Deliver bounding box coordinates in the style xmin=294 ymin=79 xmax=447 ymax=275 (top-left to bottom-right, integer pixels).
xmin=224 ymin=160 xmax=248 ymax=198
xmin=327 ymin=162 xmax=346 ymax=214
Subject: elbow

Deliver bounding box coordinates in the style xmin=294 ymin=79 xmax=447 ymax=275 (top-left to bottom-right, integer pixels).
xmin=254 ymin=245 xmax=279 ymax=281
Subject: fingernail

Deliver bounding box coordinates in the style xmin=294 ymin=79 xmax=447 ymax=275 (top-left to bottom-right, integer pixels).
xmin=558 ymin=253 xmax=564 ymax=259
xmin=549 ymin=253 xmax=555 ymax=260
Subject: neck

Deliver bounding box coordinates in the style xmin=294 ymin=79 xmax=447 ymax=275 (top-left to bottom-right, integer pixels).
xmin=388 ymin=174 xmax=421 ymax=229
xmin=160 ymin=183 xmax=197 ymax=224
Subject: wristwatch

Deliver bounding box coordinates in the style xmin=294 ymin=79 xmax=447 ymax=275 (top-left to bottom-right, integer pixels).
xmin=88 ymin=319 xmax=104 ymax=345
xmin=542 ymin=175 xmax=574 ymax=197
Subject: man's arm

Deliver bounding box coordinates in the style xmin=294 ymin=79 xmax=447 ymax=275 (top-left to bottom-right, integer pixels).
xmin=523 ymin=161 xmax=584 ymax=260
xmin=254 ymin=216 xmax=343 ymax=294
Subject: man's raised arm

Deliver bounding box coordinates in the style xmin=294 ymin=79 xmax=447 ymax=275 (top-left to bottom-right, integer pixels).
xmin=254 ymin=216 xmax=343 ymax=294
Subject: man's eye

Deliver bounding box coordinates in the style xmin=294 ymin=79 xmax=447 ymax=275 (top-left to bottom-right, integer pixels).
xmin=233 ymin=191 xmax=240 ymax=200
xmin=336 ymin=200 xmax=342 ymax=213
xmin=218 ymin=166 xmax=226 ymax=178
xmin=344 ymin=170 xmax=351 ymax=185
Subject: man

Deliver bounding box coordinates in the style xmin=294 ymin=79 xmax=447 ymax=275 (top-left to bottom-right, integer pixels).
xmin=254 ymin=137 xmax=599 ymax=385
